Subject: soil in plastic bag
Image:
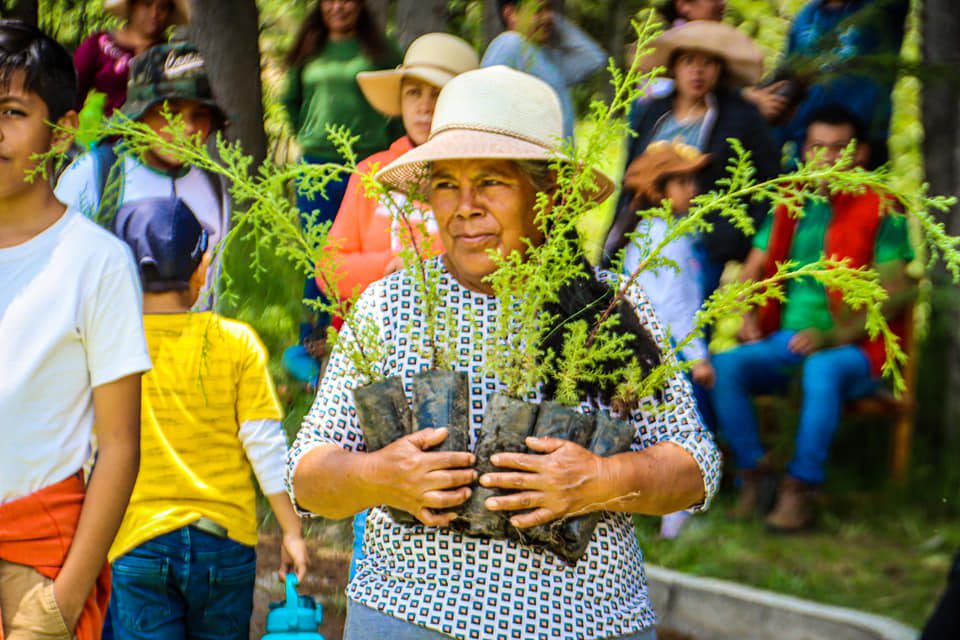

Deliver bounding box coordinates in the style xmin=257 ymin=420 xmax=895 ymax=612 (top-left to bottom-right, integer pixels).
xmin=460 ymin=394 xmax=538 ymax=538
xmin=515 ymin=402 xmax=596 ymax=547
xmin=352 ymin=376 xmax=418 ymax=525
xmin=411 ymin=369 xmax=470 ymax=452
xmin=554 ymin=412 xmax=636 ymax=564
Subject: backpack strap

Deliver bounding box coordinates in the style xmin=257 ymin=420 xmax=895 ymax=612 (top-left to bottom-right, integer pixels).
xmin=91 ymin=142 xmax=125 ymax=228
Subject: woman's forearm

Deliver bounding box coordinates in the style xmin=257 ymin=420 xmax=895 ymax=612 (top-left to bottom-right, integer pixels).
xmin=292 ymin=443 xmax=381 ymax=519
xmin=598 ymin=442 xmax=706 ymax=516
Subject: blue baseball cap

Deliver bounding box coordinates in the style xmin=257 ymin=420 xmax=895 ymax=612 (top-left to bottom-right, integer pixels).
xmin=114 ymin=197 xmax=208 ymax=292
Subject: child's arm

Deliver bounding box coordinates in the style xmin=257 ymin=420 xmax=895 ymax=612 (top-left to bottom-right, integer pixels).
xmin=239 ymin=418 xmax=308 ymax=581
xmin=54 ymin=373 xmax=142 ymax=630
xmin=266 ymin=492 xmax=309 ymax=582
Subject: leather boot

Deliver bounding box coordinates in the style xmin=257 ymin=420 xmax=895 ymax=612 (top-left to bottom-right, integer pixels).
xmin=765 ymin=476 xmax=818 ymax=532
xmin=729 ymin=464 xmax=777 ymax=520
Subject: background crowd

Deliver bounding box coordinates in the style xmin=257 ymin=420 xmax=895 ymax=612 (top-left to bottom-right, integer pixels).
xmin=2 ymin=0 xmax=956 ymax=639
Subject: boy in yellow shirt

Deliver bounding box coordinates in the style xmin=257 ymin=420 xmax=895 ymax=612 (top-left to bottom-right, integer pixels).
xmin=108 ymin=196 xmax=308 ymax=639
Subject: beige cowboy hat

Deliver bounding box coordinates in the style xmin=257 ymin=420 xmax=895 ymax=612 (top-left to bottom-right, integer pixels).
xmin=357 ymin=33 xmax=479 ymax=117
xmin=375 ymin=65 xmax=615 ymax=203
xmin=640 ymin=20 xmax=764 ymax=87
xmin=104 ymin=0 xmax=191 ymax=26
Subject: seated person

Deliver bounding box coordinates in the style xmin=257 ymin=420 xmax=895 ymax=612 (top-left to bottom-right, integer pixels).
xmin=775 ymin=0 xmax=909 ymax=168
xmin=711 ymin=105 xmax=915 ymax=532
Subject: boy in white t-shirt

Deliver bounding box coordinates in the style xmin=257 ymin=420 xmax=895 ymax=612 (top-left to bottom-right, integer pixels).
xmin=55 ymin=41 xmax=230 ymax=310
xmin=0 ymin=20 xmax=151 ymax=640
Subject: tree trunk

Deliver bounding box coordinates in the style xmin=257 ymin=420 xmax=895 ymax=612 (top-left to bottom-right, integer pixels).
xmin=395 ymin=0 xmax=448 ymax=48
xmin=919 ymin=0 xmax=960 ymax=459
xmin=367 ymin=0 xmax=391 ymax=32
xmin=483 ymin=0 xmax=502 ymax=47
xmin=6 ymin=0 xmax=37 ymax=24
xmin=186 ymin=0 xmax=267 ymax=167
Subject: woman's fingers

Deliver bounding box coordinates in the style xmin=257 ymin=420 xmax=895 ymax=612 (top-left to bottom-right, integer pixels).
xmin=421 ymin=487 xmax=472 ymax=510
xmin=485 ymin=490 xmax=543 ymax=512
xmin=425 ymin=468 xmax=477 ymax=490
xmin=508 ymin=507 xmax=556 ymax=529
xmin=416 ymin=507 xmax=459 ymax=528
xmin=479 ymin=471 xmax=541 ymax=491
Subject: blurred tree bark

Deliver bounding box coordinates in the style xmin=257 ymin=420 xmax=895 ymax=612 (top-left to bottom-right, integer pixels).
xmin=367 ymin=0 xmax=390 ymax=31
xmin=920 ymin=0 xmax=960 ymax=459
xmin=6 ymin=0 xmax=37 ymax=24
xmin=395 ymin=0 xmax=447 ymax=47
xmin=483 ymin=0 xmax=502 ymax=46
xmin=187 ymin=0 xmax=267 ymax=167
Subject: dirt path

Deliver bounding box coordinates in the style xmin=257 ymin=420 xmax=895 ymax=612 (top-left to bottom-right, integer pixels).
xmin=253 ymin=534 xmax=349 ymax=639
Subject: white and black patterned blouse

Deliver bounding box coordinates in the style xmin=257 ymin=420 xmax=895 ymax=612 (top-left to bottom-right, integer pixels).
xmin=286 ymin=257 xmax=721 ymax=640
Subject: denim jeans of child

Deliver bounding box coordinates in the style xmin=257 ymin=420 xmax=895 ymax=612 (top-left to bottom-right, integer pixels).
xmin=711 ymin=330 xmax=876 ymax=484
xmin=349 ymin=509 xmax=368 ymax=581
xmin=343 ymin=600 xmax=659 ymax=639
xmin=107 ymin=525 xmax=256 ymax=640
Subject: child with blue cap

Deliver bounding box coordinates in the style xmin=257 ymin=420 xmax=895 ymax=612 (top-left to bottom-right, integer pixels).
xmin=111 ymin=197 xmax=308 ymax=639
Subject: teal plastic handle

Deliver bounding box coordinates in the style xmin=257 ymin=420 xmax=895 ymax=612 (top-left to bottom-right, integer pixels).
xmin=285 ymin=573 xmax=299 ymax=609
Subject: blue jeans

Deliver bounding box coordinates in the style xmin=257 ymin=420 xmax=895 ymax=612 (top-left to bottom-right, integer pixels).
xmin=343 ymin=600 xmax=658 ymax=639
xmin=711 ymin=330 xmax=876 ymax=484
xmin=297 ymin=156 xmax=350 ymax=340
xmin=349 ymin=509 xmax=368 ymax=581
xmin=108 ymin=525 xmax=256 ymax=639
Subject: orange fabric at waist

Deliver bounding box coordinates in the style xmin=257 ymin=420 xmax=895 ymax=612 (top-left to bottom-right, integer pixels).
xmin=0 ymin=472 xmax=111 ymax=640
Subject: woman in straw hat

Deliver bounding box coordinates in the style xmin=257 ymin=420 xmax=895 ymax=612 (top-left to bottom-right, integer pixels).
xmin=605 ymin=20 xmax=780 ymax=299
xmin=288 ymin=65 xmax=719 ymax=640
xmin=74 ymin=0 xmax=189 ymax=115
xmin=321 ymin=31 xmax=478 ymax=580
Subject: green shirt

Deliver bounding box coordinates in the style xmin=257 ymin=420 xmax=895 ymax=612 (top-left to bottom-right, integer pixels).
xmin=754 ymin=198 xmax=914 ymax=332
xmin=281 ymin=38 xmax=402 ymax=159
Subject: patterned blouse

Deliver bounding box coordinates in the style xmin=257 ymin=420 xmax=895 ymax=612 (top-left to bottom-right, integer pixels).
xmin=286 ymin=257 xmax=721 ymax=640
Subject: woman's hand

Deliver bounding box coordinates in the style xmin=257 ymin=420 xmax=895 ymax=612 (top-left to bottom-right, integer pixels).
xmin=691 ymin=359 xmax=716 ymax=389
xmin=368 ymin=428 xmax=476 ymax=527
xmin=478 ymin=437 xmax=609 ymax=528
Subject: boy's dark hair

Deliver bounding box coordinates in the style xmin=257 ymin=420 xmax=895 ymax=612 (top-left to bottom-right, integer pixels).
xmin=806 ymin=104 xmax=868 ymax=143
xmin=0 ymin=20 xmax=76 ymax=122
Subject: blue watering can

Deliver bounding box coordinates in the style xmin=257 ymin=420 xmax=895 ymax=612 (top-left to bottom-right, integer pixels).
xmin=262 ymin=574 xmax=325 ymax=639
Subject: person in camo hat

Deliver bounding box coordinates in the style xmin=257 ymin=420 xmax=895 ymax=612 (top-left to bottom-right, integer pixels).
xmin=56 ymin=41 xmax=231 ymax=311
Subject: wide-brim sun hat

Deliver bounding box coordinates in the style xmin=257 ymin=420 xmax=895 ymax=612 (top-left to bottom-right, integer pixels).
xmin=640 ymin=20 xmax=764 ymax=87
xmin=104 ymin=0 xmax=191 ymax=26
xmin=375 ymin=65 xmax=615 ymax=203
xmin=624 ymin=140 xmax=711 ymax=205
xmin=357 ymin=32 xmax=480 ymax=117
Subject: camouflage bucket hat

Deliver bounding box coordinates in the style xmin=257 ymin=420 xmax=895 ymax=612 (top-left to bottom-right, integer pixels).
xmin=122 ymin=42 xmax=227 ymax=127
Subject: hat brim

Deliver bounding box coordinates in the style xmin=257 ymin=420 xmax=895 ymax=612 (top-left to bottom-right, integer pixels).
xmin=357 ymin=67 xmax=454 ymax=117
xmin=105 ymin=0 xmax=191 ymax=25
xmin=121 ymin=95 xmax=227 ymax=130
xmin=375 ymin=128 xmax=615 ymax=204
xmin=640 ymin=24 xmax=763 ymax=87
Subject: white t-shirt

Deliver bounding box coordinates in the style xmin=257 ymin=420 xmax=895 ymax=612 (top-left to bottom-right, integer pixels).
xmin=54 ymin=152 xmax=230 ymax=308
xmin=0 ymin=210 xmax=152 ymax=503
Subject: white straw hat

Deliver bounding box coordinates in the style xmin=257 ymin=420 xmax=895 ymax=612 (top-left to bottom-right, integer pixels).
xmin=104 ymin=0 xmax=191 ymax=26
xmin=375 ymin=66 xmax=615 ymax=203
xmin=641 ymin=20 xmax=764 ymax=87
xmin=357 ymin=32 xmax=480 ymax=117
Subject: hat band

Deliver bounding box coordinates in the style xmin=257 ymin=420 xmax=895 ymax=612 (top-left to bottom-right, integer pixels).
xmin=399 ymin=60 xmax=463 ymax=77
xmin=429 ymin=122 xmax=558 ymax=152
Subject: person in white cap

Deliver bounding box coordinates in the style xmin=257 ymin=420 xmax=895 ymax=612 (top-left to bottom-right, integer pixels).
xmin=288 ymin=65 xmax=719 ymax=640
xmin=322 ymin=31 xmax=479 ymax=581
